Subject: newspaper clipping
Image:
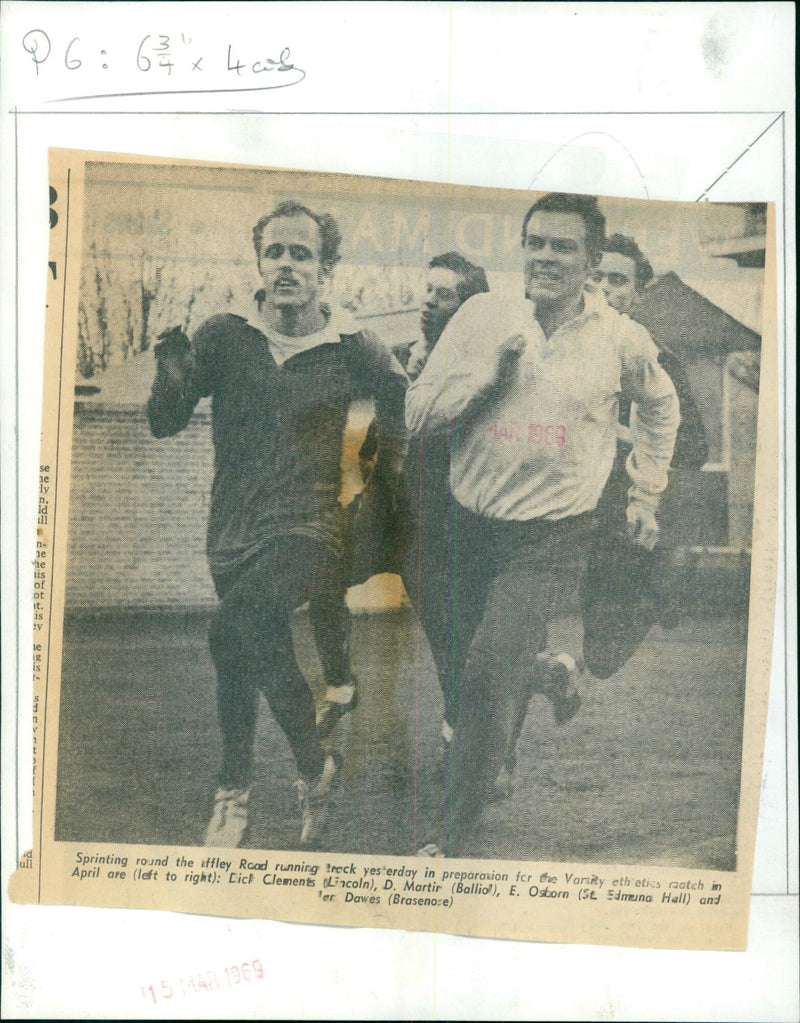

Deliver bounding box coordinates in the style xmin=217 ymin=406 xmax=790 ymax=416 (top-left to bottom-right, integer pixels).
xmin=10 ymin=149 xmax=777 ymax=950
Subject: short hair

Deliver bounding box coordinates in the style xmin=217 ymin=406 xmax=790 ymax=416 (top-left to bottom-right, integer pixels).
xmin=602 ymin=233 xmax=654 ymax=291
xmin=520 ymin=192 xmax=606 ymax=263
xmin=252 ymin=200 xmax=342 ymax=272
xmin=428 ymin=250 xmax=490 ymax=303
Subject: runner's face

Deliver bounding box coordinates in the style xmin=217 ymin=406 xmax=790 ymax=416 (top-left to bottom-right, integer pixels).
xmin=522 ymin=210 xmax=593 ymax=305
xmin=421 ymin=267 xmax=463 ymax=344
xmin=590 ymin=251 xmax=639 ymax=314
xmin=258 ymin=214 xmax=325 ymax=312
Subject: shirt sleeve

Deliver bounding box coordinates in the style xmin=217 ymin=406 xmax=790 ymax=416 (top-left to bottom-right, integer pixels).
xmin=619 ymin=318 xmax=681 ymax=510
xmin=405 ymin=295 xmax=501 ymax=435
xmin=146 ymin=315 xmax=223 ymax=438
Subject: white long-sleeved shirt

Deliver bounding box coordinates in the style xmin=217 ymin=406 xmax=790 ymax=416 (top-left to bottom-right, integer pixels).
xmin=405 ymin=290 xmax=679 ymax=521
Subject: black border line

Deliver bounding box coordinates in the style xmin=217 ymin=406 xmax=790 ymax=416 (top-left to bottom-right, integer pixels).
xmin=14 ymin=107 xmax=21 ymax=866
xmin=36 ymin=166 xmax=70 ymax=904
xmin=9 ymin=109 xmax=786 ymax=116
xmin=781 ymin=111 xmax=790 ymax=896
xmin=696 ymin=114 xmax=784 ymax=201
xmin=11 ymin=109 xmax=792 ymax=900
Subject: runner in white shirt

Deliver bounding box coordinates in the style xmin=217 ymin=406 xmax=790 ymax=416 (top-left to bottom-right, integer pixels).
xmin=407 ymin=192 xmax=679 ymax=857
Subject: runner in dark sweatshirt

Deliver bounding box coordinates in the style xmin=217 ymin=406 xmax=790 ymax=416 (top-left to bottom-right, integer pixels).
xmin=147 ymin=201 xmax=407 ymax=848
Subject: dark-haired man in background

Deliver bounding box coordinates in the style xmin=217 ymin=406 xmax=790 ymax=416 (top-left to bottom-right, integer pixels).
xmin=407 ymin=194 xmax=679 ymax=856
xmin=408 ymin=253 xmax=490 ymax=741
xmin=581 ymin=232 xmax=708 ymax=677
xmin=591 ymin=233 xmax=708 ymax=484
xmin=317 ymin=252 xmax=490 ymax=743
xmin=147 ymin=201 xmax=407 ymax=849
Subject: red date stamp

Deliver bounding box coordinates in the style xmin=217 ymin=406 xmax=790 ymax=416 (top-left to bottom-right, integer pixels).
xmin=445 ymin=418 xmax=567 ymax=446
xmin=140 ymin=960 xmax=264 ymax=1003
xmin=489 ymin=421 xmax=567 ymax=446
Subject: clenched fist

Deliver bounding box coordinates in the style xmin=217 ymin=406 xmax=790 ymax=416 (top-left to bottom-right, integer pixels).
xmin=626 ymin=503 xmax=660 ymax=551
xmin=153 ymin=326 xmax=193 ymax=388
xmin=495 ymin=332 xmax=527 ymax=386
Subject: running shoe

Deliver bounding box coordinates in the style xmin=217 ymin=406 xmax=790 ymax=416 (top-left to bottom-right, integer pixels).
xmin=203 ymin=786 xmax=250 ymax=847
xmin=540 ymin=652 xmax=583 ymax=725
xmin=316 ymin=683 xmax=359 ymax=739
xmin=296 ymin=754 xmax=340 ymax=846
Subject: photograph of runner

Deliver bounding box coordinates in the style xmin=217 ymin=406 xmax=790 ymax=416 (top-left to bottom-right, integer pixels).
xmin=55 ymin=161 xmax=764 ymax=872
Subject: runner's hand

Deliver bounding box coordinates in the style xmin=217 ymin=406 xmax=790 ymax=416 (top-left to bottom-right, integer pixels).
xmin=496 ymin=333 xmax=526 ymax=385
xmin=405 ymin=347 xmax=427 ymax=381
xmin=626 ymin=503 xmax=659 ymax=551
xmin=153 ymin=326 xmax=192 ymax=388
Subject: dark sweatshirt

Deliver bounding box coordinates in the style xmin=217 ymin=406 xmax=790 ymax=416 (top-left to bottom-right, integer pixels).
xmin=147 ymin=312 xmax=407 ymax=576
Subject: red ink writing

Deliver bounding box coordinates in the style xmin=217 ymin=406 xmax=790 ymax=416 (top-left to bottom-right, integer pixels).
xmin=490 ymin=422 xmax=567 ymax=446
xmin=140 ymin=959 xmax=264 ymax=1003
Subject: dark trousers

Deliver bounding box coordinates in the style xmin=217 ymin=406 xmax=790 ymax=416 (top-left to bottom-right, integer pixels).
xmin=210 ymin=539 xmax=331 ymax=788
xmin=308 ymin=549 xmax=351 ymax=688
xmin=437 ymin=505 xmax=593 ymax=855
xmin=400 ymin=433 xmax=459 ymax=723
xmin=582 ymin=448 xmax=656 ymax=678
xmin=401 ymin=492 xmax=459 ymax=725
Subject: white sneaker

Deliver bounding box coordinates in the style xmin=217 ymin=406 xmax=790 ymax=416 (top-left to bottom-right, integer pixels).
xmin=296 ymin=754 xmax=339 ymax=846
xmin=416 ymin=843 xmax=443 ymax=857
xmin=316 ymin=683 xmax=358 ymax=739
xmin=538 ymin=652 xmax=583 ymax=725
xmin=204 ymin=786 xmax=250 ymax=847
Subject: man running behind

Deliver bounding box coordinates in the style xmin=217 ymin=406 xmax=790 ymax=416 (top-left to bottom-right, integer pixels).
xmin=312 ymin=252 xmax=489 ymax=743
